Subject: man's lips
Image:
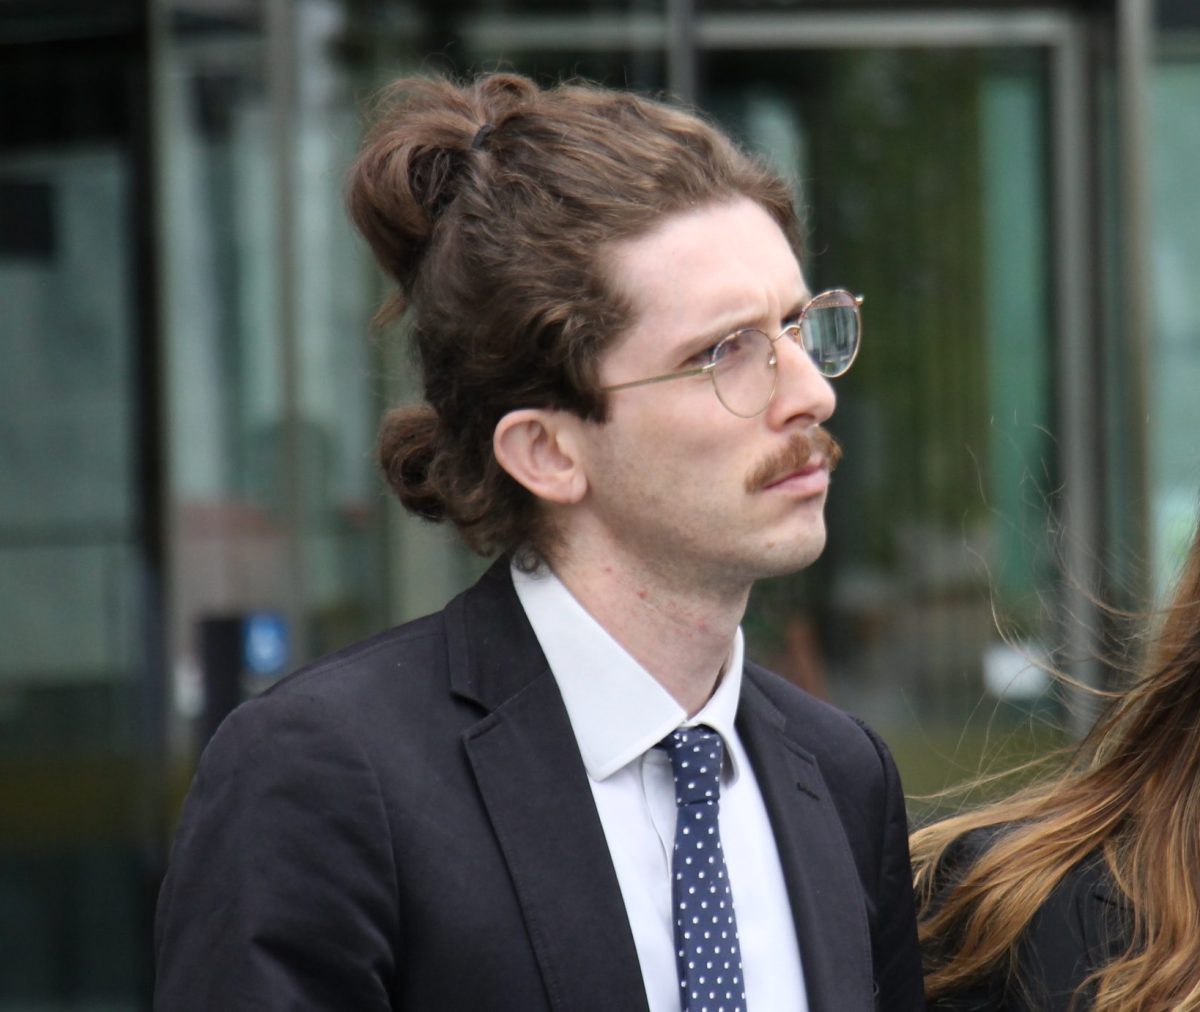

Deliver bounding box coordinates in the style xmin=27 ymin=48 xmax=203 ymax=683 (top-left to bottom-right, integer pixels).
xmin=762 ymin=458 xmax=829 ymax=493
xmin=745 ymin=428 xmax=842 ymax=493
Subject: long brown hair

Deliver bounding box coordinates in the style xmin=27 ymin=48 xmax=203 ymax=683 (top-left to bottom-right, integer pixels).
xmin=346 ymin=73 xmax=798 ymax=560
xmin=911 ymin=523 xmax=1200 ymax=1009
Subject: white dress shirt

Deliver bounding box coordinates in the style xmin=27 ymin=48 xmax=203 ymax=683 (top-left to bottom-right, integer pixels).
xmin=512 ymin=563 xmax=809 ymax=1012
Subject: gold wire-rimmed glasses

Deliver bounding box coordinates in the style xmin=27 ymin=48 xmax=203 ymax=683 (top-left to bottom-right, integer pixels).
xmin=602 ymin=289 xmax=863 ymax=418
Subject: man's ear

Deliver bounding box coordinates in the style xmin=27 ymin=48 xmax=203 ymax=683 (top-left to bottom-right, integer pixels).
xmin=493 ymin=409 xmax=589 ymax=505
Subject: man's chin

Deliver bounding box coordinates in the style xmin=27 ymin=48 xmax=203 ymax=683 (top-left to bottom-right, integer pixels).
xmin=755 ymin=530 xmax=827 ymax=580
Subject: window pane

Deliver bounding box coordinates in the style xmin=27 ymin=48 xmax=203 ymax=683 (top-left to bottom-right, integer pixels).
xmin=1148 ymin=13 xmax=1200 ymax=590
xmin=161 ymin=0 xmax=390 ymax=753
xmin=0 ymin=42 xmax=148 ymax=1009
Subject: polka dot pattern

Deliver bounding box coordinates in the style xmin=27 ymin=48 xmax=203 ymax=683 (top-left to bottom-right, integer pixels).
xmin=658 ymin=726 xmax=746 ymax=1012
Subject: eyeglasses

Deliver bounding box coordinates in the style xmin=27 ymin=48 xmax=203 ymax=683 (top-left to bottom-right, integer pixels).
xmin=602 ymin=289 xmax=863 ymax=418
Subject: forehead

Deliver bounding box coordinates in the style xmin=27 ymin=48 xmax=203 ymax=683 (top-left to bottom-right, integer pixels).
xmin=605 ymin=197 xmax=805 ymax=347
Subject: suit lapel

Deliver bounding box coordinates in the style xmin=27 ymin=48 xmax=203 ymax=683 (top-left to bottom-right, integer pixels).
xmin=737 ymin=677 xmax=876 ymax=1012
xmin=449 ymin=563 xmax=650 ymax=1012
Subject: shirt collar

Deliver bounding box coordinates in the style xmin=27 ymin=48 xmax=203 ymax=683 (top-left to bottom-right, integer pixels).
xmin=511 ymin=562 xmax=744 ymax=783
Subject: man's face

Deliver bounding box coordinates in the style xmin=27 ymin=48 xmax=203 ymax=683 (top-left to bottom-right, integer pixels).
xmin=568 ymin=197 xmax=839 ymax=594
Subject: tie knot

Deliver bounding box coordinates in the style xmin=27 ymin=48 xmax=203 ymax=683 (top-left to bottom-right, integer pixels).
xmin=659 ymin=726 xmax=724 ymax=807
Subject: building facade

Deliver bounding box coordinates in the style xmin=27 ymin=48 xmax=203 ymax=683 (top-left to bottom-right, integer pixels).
xmin=1 ymin=0 xmax=1198 ymax=1006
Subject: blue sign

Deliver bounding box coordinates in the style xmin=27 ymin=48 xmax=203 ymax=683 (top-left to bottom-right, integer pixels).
xmin=243 ymin=612 xmax=289 ymax=677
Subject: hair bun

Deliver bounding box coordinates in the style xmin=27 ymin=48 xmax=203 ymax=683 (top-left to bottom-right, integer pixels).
xmin=346 ymin=75 xmax=538 ymax=316
xmin=346 ymin=84 xmax=473 ymax=297
xmin=377 ymin=404 xmax=447 ymax=522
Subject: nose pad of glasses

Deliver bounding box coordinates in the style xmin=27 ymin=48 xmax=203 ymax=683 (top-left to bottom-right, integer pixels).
xmin=767 ymin=349 xmax=778 ymax=368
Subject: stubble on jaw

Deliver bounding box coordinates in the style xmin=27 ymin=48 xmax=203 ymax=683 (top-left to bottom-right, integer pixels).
xmin=744 ymin=427 xmax=843 ymax=493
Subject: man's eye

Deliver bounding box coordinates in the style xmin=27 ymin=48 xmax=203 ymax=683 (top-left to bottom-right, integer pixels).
xmin=685 ymin=341 xmax=724 ymax=367
xmin=712 ymin=330 xmax=760 ymax=365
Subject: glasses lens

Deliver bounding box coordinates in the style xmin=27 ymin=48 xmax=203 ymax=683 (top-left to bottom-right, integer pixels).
xmin=801 ymin=291 xmax=861 ymax=377
xmin=711 ymin=329 xmax=776 ymax=417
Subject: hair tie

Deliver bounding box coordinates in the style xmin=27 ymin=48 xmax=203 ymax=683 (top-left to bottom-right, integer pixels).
xmin=471 ymin=123 xmax=495 ymax=150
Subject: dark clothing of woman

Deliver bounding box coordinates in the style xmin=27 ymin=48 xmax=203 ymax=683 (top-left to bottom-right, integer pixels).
xmin=929 ymin=832 xmax=1130 ymax=1011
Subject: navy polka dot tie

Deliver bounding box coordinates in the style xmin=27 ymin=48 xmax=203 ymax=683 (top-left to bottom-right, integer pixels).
xmin=659 ymin=726 xmax=746 ymax=1012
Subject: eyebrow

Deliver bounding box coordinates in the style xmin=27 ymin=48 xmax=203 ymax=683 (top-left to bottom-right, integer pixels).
xmin=696 ymin=293 xmax=813 ymax=347
xmin=662 ymin=286 xmax=814 ymax=368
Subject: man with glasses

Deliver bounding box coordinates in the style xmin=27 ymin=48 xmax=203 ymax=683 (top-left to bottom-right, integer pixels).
xmin=155 ymin=73 xmax=923 ymax=1012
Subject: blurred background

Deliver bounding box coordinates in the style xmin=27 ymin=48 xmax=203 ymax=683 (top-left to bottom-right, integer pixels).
xmin=1 ymin=0 xmax=1198 ymax=1006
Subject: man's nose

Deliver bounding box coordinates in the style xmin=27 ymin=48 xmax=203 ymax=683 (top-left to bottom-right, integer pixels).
xmin=765 ymin=335 xmax=837 ymax=429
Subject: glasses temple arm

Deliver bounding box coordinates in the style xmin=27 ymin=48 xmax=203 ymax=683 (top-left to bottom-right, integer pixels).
xmin=602 ymin=364 xmax=713 ymax=393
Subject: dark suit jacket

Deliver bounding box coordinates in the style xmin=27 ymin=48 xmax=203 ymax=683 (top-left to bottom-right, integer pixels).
xmin=155 ymin=561 xmax=924 ymax=1011
xmin=929 ymin=833 xmax=1129 ymax=1012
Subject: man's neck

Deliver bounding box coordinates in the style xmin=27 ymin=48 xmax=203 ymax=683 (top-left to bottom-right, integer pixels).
xmin=547 ymin=547 xmax=751 ymax=717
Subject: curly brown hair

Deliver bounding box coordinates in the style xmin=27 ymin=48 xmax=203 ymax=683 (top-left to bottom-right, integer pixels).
xmin=346 ymin=73 xmax=800 ymax=561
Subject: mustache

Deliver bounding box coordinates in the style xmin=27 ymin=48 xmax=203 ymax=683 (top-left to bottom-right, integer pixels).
xmin=744 ymin=427 xmax=843 ymax=493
